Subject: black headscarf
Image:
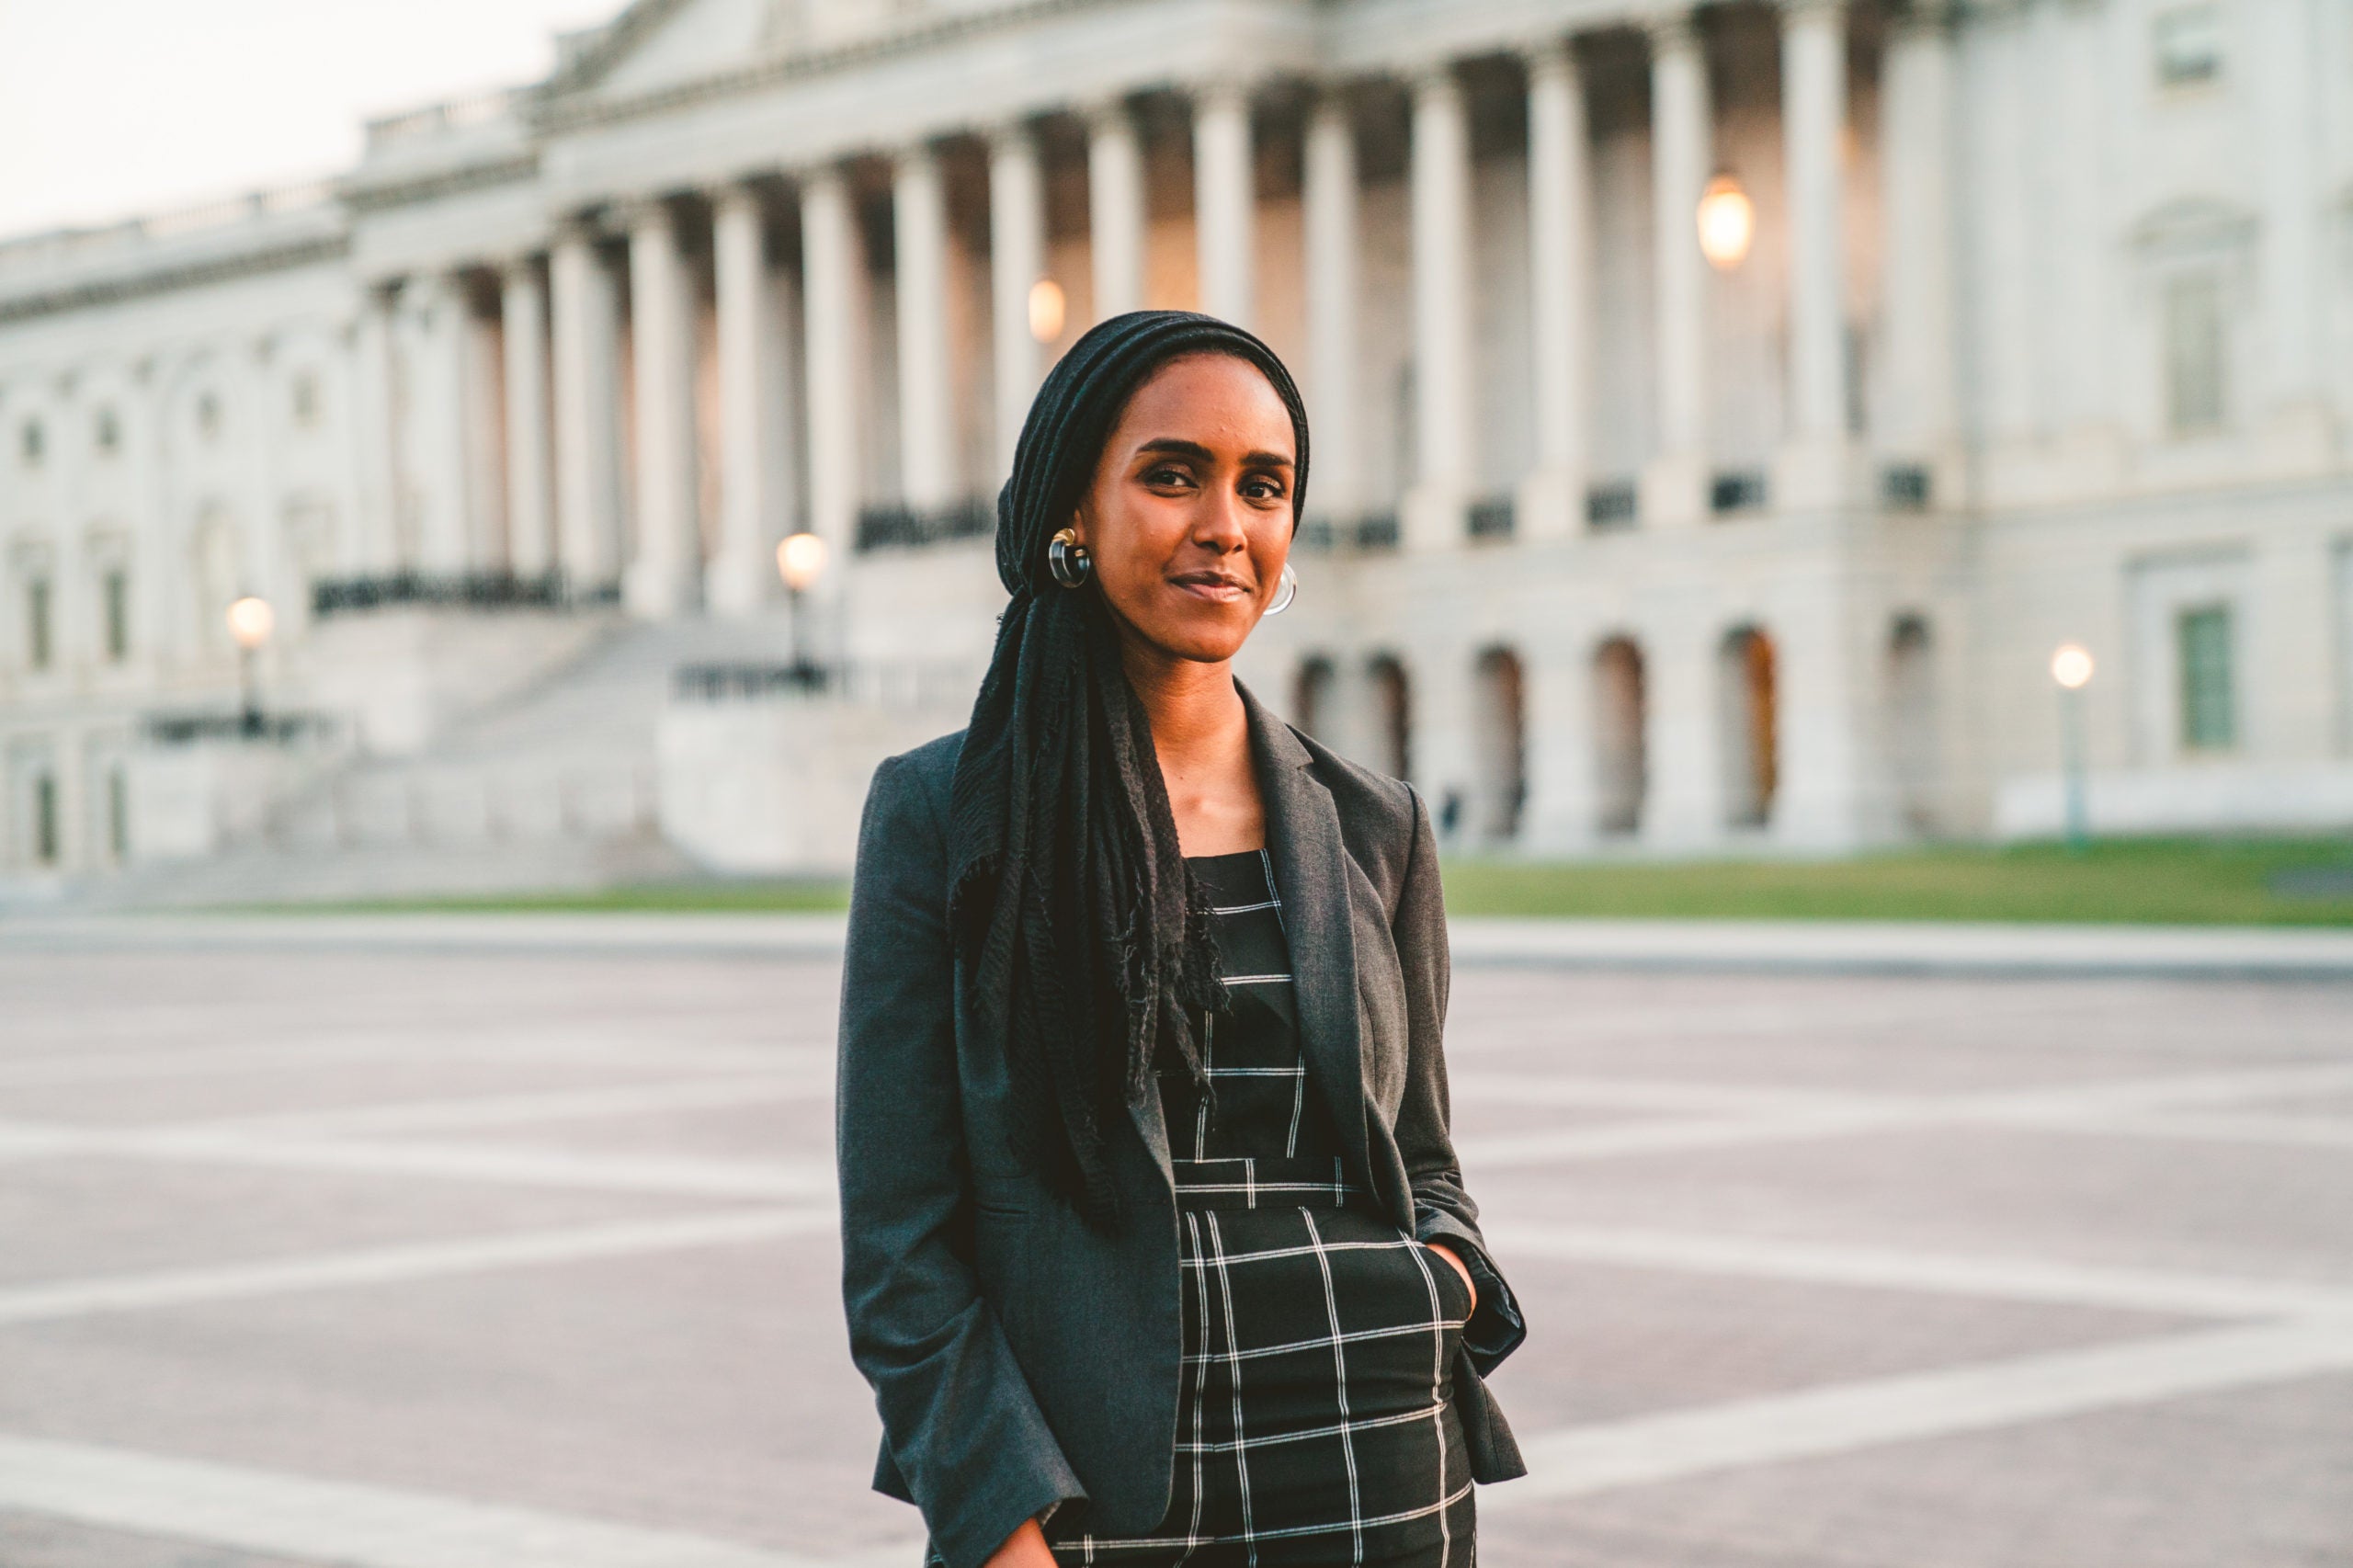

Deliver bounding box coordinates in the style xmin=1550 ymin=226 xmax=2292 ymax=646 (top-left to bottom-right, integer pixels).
xmin=946 ymin=310 xmax=1313 ymax=1232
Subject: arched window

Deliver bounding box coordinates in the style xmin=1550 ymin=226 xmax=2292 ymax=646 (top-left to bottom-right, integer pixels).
xmin=1472 ymin=645 xmax=1527 ymax=842
xmin=1719 ymin=625 xmax=1779 ymax=829
xmin=1293 ymin=655 xmax=1336 ymax=744
xmin=1592 ymin=637 xmax=1647 ymax=836
xmin=1366 ymin=653 xmax=1412 ymax=782
xmin=1888 ymin=613 xmax=1938 ymax=835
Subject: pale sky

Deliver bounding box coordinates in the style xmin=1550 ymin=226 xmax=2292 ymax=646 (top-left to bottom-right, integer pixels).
xmin=0 ymin=0 xmax=623 ymax=241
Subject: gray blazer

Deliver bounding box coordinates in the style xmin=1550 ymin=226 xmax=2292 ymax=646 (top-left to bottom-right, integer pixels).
xmin=836 ymin=676 xmax=1527 ymax=1568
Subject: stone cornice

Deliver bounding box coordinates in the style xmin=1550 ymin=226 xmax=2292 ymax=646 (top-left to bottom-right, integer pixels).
xmin=340 ymin=154 xmax=542 ymax=215
xmin=0 ymin=234 xmax=350 ymax=325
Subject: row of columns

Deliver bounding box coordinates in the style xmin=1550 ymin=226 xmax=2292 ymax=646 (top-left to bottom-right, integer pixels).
xmin=377 ymin=0 xmax=1958 ymax=619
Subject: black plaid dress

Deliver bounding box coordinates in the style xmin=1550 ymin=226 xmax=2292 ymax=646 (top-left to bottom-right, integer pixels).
xmin=1042 ymin=846 xmax=1475 ymax=1567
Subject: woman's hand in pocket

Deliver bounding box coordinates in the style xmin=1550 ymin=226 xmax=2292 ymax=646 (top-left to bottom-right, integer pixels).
xmin=1423 ymin=1241 xmax=1476 ymax=1314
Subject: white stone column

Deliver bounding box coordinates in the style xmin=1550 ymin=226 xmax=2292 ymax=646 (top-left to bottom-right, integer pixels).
xmin=989 ymin=122 xmax=1047 ymax=475
xmin=550 ymin=223 xmax=626 ymax=593
xmin=499 ymin=257 xmax=556 ymax=579
xmin=1404 ymin=65 xmax=1473 ymax=553
xmin=404 ymin=272 xmax=473 ymax=574
xmin=1519 ymin=641 xmax=1598 ymax=857
xmin=710 ymin=184 xmax=781 ymax=614
xmin=801 ymin=165 xmax=865 ymax=570
xmin=1193 ymin=84 xmax=1256 ymax=326
xmin=1302 ymin=88 xmax=1361 ymax=528
xmin=1086 ymin=100 xmax=1147 ymax=321
xmin=1776 ymin=0 xmax=1856 ymax=509
xmin=894 ymin=145 xmax=958 ymax=511
xmin=1642 ymin=12 xmax=1711 ymax=527
xmin=1878 ymin=0 xmax=1961 ymax=498
xmin=1521 ymin=40 xmax=1593 ymax=541
xmin=349 ymin=285 xmax=403 ymax=574
xmin=1642 ymin=625 xmax=1723 ymax=850
xmin=625 ymin=199 xmax=699 ymax=618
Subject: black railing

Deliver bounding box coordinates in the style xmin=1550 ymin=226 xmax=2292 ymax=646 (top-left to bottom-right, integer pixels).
xmin=1586 ymin=482 xmax=1639 ymax=531
xmin=1354 ymin=511 xmax=1401 ymax=551
xmin=142 ymin=710 xmax=338 ymax=746
xmin=1710 ymin=470 xmax=1769 ymax=516
xmin=312 ymin=570 xmax=606 ymax=617
xmin=1881 ymin=463 xmax=1933 ymax=511
xmin=1466 ymin=495 xmax=1517 ymax=540
xmin=855 ymin=496 xmax=994 ymax=551
xmin=673 ymin=662 xmax=829 ymax=700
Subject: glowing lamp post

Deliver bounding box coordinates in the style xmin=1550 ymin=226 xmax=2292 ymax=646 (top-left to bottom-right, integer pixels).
xmin=776 ymin=531 xmax=829 ymax=686
xmin=1696 ymin=174 xmax=1755 ymax=270
xmin=226 ymin=595 xmax=275 ymax=736
xmin=2051 ymin=642 xmax=2095 ymax=853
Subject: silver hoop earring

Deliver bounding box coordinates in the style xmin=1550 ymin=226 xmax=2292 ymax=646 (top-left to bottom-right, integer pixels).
xmin=1265 ymin=562 xmax=1298 ymax=615
xmin=1047 ymin=527 xmax=1092 ymax=588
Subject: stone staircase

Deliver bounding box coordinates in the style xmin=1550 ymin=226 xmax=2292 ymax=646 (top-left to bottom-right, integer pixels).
xmin=85 ymin=613 xmax=806 ymax=910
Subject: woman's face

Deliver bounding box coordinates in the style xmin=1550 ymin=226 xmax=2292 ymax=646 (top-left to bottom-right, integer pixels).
xmin=1070 ymin=352 xmax=1297 ymax=666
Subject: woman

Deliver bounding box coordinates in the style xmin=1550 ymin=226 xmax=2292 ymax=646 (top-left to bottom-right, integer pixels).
xmin=837 ymin=310 xmax=1525 ymax=1568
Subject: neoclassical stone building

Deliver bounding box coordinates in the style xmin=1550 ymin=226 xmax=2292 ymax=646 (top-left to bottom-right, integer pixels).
xmin=3 ymin=0 xmax=2348 ymax=892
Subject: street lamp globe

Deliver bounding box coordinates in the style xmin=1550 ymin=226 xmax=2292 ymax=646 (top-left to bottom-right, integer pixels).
xmin=1028 ymin=278 xmax=1066 ymax=343
xmin=226 ymin=596 xmax=275 ymax=652
xmin=776 ymin=532 xmax=829 ymax=594
xmin=2051 ymin=643 xmax=2095 ymax=691
xmin=1697 ymin=174 xmax=1755 ymax=270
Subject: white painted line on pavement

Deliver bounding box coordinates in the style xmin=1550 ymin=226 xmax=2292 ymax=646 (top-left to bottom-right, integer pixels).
xmin=16 ymin=911 xmax=2353 ymax=977
xmin=177 ymin=1073 xmax=828 ymax=1140
xmin=1489 ymin=1315 xmax=2353 ymax=1507
xmin=0 ymin=1432 xmax=921 ymax=1568
xmin=0 ymin=1124 xmax=833 ymax=1199
xmin=1483 ymin=1220 xmax=2353 ymax=1321
xmin=0 ymin=1208 xmax=833 ymax=1325
xmin=0 ymin=1034 xmax=827 ymax=1088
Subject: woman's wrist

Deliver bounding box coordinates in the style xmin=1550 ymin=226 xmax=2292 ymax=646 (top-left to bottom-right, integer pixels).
xmin=983 ymin=1515 xmax=1055 ymax=1567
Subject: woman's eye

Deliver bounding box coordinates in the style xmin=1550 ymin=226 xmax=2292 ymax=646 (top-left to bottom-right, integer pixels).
xmin=1144 ymin=466 xmax=1192 ymax=487
xmin=1241 ymin=476 xmax=1286 ymax=502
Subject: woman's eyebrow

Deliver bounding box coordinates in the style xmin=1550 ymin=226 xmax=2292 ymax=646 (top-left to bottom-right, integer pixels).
xmin=1134 ymin=437 xmax=1293 ymax=471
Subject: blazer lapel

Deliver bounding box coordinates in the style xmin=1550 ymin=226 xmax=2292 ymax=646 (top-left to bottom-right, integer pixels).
xmin=1239 ymin=678 xmax=1372 ymax=1185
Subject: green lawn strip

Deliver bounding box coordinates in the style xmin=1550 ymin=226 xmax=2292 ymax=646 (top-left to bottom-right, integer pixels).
xmin=222 ymin=879 xmax=852 ymax=915
xmin=1438 ymin=838 xmax=2353 ymax=926
xmin=206 ymin=837 xmax=2353 ymax=925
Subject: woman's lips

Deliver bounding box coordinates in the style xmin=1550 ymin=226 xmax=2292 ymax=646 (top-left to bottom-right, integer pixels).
xmin=1171 ymin=574 xmax=1251 ymax=602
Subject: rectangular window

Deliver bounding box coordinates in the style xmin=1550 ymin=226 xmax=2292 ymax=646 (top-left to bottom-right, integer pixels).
xmin=2177 ymin=604 xmax=2237 ymax=753
xmin=33 ymin=773 xmax=59 ymax=865
xmin=108 ymin=767 xmax=130 ymax=862
xmin=2165 ymin=272 xmax=2225 ymax=435
xmin=103 ymin=569 xmax=130 ymax=662
xmin=2154 ymin=5 xmax=2222 ymax=89
xmin=27 ymin=578 xmax=52 ymax=671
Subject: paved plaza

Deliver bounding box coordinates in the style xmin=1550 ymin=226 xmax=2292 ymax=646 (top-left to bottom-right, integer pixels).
xmin=1 ymin=932 xmax=2349 ymax=1567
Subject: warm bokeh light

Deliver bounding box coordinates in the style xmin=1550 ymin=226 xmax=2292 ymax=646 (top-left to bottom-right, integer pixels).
xmin=1697 ymin=174 xmax=1755 ymax=270
xmin=2051 ymin=642 xmax=2095 ymax=690
xmin=776 ymin=531 xmax=829 ymax=592
xmin=1028 ymin=278 xmax=1065 ymax=343
xmin=225 ymin=595 xmax=274 ymax=651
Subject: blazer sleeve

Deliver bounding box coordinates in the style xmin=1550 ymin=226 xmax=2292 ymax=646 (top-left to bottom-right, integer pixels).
xmin=1390 ymin=780 xmax=1528 ymax=1375
xmin=836 ymin=753 xmax=1086 ymax=1568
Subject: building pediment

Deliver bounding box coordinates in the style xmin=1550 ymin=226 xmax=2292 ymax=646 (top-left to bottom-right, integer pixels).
xmin=549 ymin=0 xmax=1027 ymax=104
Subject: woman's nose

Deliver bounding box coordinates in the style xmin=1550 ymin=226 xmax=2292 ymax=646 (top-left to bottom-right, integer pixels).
xmin=1193 ymin=486 xmax=1249 ymax=550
